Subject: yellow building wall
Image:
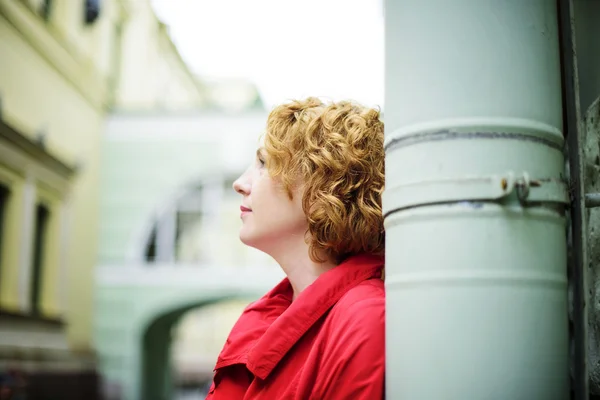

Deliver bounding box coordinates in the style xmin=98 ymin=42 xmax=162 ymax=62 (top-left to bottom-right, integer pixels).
xmin=50 ymin=0 xmax=120 ymax=81
xmin=0 ymin=6 xmax=103 ymax=351
xmin=115 ymin=0 xmax=205 ymax=110
xmin=0 ymin=167 xmax=24 ymax=312
xmin=1 ymin=0 xmax=206 ymax=356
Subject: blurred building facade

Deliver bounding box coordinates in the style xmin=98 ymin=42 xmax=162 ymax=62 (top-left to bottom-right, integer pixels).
xmin=95 ymin=87 xmax=283 ymax=400
xmin=75 ymin=3 xmax=282 ymax=400
xmin=0 ymin=0 xmax=204 ymax=398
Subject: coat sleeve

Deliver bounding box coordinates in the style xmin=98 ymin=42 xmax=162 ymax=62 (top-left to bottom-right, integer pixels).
xmin=313 ymin=296 xmax=385 ymax=400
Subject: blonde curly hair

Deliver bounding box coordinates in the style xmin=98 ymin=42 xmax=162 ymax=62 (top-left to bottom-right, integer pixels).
xmin=264 ymin=97 xmax=385 ymax=263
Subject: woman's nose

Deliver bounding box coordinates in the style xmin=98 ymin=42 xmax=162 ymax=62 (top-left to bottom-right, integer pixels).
xmin=233 ymin=171 xmax=250 ymax=195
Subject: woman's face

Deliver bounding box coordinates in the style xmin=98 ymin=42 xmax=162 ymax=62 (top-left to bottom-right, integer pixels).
xmin=232 ymin=148 xmax=308 ymax=255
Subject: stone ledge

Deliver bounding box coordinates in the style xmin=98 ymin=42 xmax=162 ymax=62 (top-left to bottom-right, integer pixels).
xmin=0 ymin=345 xmax=97 ymax=373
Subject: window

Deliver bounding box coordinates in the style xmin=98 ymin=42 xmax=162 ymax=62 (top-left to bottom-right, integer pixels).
xmin=145 ymin=225 xmax=158 ymax=263
xmin=174 ymin=210 xmax=204 ymax=263
xmin=84 ymin=0 xmax=100 ymax=25
xmin=143 ymin=184 xmax=208 ymax=264
xmin=140 ymin=177 xmax=275 ymax=266
xmin=30 ymin=203 xmax=50 ymax=315
xmin=143 ymin=187 xmax=206 ymax=264
xmin=0 ymin=117 xmax=74 ymax=318
xmin=39 ymin=0 xmax=52 ymax=22
xmin=174 ymin=188 xmax=204 ymax=263
xmin=0 ymin=184 xmax=9 ymax=291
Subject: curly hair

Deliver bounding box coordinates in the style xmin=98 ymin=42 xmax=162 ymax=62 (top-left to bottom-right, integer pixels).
xmin=264 ymin=97 xmax=385 ymax=263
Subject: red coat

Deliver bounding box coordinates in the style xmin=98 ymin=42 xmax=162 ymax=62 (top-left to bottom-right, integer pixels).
xmin=206 ymin=253 xmax=385 ymax=400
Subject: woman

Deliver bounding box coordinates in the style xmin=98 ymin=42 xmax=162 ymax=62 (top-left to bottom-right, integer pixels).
xmin=206 ymin=97 xmax=385 ymax=399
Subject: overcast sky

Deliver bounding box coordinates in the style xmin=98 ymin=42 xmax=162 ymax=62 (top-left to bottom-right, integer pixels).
xmin=151 ymin=0 xmax=384 ymax=110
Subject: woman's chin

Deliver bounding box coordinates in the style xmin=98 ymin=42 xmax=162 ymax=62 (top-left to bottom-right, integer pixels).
xmin=240 ymin=232 xmax=273 ymax=256
xmin=239 ymin=230 xmax=259 ymax=248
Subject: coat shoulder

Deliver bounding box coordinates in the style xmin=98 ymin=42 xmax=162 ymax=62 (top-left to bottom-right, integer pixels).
xmin=329 ymin=278 xmax=385 ymax=328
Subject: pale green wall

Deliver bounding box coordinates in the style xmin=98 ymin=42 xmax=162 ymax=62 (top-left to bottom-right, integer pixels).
xmin=94 ymin=267 xmax=279 ymax=400
xmin=98 ymin=137 xmax=222 ymax=263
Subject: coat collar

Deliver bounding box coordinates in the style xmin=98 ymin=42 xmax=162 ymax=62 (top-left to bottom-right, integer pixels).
xmin=214 ymin=278 xmax=293 ymax=370
xmin=244 ymin=253 xmax=384 ymax=380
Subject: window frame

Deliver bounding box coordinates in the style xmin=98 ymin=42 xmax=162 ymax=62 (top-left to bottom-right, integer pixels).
xmin=0 ymin=118 xmax=75 ymax=320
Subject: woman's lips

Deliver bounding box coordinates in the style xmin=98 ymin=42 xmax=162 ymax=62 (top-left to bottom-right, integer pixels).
xmin=240 ymin=206 xmax=252 ymax=218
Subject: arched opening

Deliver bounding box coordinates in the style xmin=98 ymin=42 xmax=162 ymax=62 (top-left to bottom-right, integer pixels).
xmin=141 ymin=297 xmax=254 ymax=400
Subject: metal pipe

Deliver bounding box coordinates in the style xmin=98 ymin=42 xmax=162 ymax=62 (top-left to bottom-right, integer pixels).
xmin=585 ymin=193 xmax=600 ymax=208
xmin=384 ymin=1 xmax=569 ymax=399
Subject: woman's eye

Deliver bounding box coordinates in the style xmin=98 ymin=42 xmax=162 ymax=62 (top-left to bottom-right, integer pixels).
xmin=257 ymin=156 xmax=265 ymax=166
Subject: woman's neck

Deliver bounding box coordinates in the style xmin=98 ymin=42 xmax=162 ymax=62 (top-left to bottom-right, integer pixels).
xmin=272 ymin=246 xmax=336 ymax=301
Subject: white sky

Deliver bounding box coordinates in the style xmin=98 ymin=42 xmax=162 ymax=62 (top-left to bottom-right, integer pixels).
xmin=151 ymin=0 xmax=384 ymax=110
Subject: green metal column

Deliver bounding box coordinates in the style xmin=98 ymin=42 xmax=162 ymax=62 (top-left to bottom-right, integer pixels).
xmin=384 ymin=1 xmax=569 ymax=399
